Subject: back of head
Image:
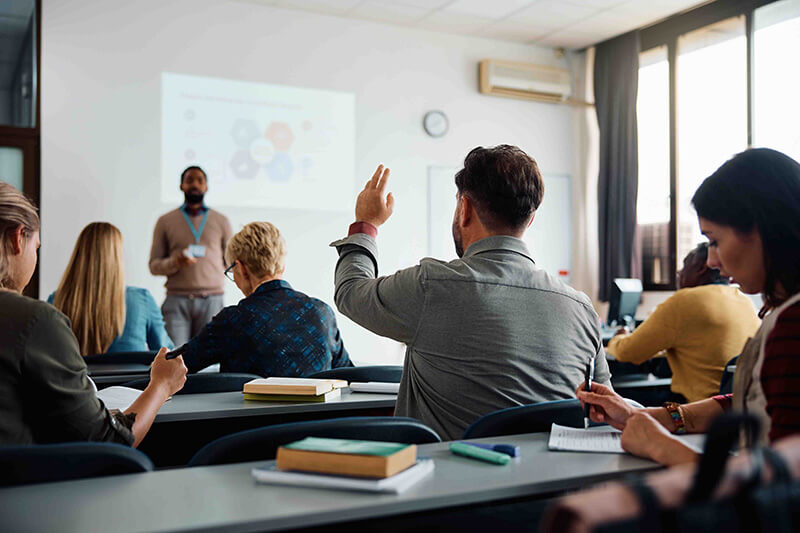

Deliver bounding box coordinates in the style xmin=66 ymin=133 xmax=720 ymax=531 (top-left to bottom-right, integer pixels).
xmin=226 ymin=221 xmax=286 ymax=279
xmin=454 ymin=145 xmax=544 ymax=232
xmin=0 ymin=182 xmax=40 ymax=290
xmin=680 ymin=242 xmax=728 ymax=288
xmin=53 ymin=222 xmax=126 ymax=355
xmin=692 ymin=148 xmax=800 ymax=309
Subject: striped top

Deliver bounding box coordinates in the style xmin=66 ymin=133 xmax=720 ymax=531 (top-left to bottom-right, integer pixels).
xmin=714 ymin=301 xmax=800 ymax=442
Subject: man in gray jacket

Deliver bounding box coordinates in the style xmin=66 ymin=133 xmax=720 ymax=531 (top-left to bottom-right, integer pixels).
xmin=331 ymin=145 xmax=611 ymax=440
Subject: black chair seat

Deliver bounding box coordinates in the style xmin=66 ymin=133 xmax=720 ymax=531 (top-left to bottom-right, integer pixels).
xmin=188 ymin=416 xmax=441 ymax=466
xmin=123 ymin=373 xmax=262 ymax=394
xmin=0 ymin=442 xmax=153 ymax=487
xmin=462 ymin=399 xmax=584 ymax=439
xmin=307 ymin=365 xmax=402 ymax=383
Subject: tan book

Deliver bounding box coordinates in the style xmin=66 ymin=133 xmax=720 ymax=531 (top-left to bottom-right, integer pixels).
xmin=243 ymin=388 xmax=342 ymax=403
xmin=243 ymin=377 xmax=347 ymax=396
xmin=276 ymin=437 xmax=417 ymax=479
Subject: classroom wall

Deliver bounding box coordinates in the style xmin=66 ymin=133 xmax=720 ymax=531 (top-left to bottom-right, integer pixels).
xmin=41 ymin=0 xmax=577 ymax=364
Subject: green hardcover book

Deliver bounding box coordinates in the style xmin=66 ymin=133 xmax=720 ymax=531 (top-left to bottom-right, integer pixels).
xmin=277 ymin=437 xmax=417 ymax=478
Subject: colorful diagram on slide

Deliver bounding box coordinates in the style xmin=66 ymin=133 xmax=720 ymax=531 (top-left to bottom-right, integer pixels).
xmin=161 ymin=72 xmax=355 ymax=211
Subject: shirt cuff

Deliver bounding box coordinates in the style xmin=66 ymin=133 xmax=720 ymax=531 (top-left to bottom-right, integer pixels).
xmin=712 ymin=393 xmax=733 ymax=411
xmin=348 ymin=221 xmax=378 ymax=238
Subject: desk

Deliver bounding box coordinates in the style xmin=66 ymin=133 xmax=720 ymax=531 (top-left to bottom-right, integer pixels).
xmin=140 ymin=390 xmax=397 ymax=466
xmin=87 ymin=363 xmax=151 ymax=388
xmin=0 ymin=432 xmax=662 ymax=533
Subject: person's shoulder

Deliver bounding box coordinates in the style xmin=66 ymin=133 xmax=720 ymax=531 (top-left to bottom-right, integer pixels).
xmin=776 ymin=299 xmax=800 ymax=323
xmin=156 ymin=208 xmax=182 ymax=223
xmin=1 ymin=291 xmax=68 ymax=328
xmin=125 ymin=286 xmax=158 ymax=302
xmin=207 ymin=207 xmax=230 ymax=222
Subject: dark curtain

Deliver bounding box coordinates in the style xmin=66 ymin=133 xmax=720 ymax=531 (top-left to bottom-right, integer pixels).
xmin=594 ymin=30 xmax=641 ymax=301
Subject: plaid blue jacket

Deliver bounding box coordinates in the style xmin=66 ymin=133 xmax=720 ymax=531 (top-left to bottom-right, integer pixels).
xmin=182 ymin=280 xmax=351 ymax=376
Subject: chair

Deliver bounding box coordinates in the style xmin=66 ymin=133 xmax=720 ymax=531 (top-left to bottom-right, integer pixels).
xmin=307 ymin=365 xmax=403 ymax=383
xmin=84 ymin=351 xmax=158 ymax=365
xmin=462 ymin=399 xmax=584 ymax=439
xmin=188 ymin=416 xmax=441 ymax=466
xmin=719 ymin=355 xmax=739 ymax=395
xmin=0 ymin=442 xmax=153 ymax=487
xmin=122 ymin=372 xmax=262 ymax=394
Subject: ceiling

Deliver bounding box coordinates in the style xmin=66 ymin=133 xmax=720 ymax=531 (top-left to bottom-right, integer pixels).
xmin=245 ymin=0 xmax=712 ymax=49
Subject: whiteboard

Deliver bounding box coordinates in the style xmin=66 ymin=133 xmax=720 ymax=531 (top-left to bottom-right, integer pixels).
xmin=427 ymin=166 xmax=572 ymax=282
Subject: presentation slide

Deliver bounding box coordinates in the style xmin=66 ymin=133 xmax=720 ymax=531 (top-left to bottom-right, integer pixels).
xmin=161 ymin=73 xmax=355 ymax=210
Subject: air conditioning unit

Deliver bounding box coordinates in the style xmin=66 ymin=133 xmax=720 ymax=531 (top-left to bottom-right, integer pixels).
xmin=479 ymin=59 xmax=573 ymax=104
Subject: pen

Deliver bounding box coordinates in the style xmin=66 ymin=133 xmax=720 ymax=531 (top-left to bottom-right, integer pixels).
xmin=461 ymin=441 xmax=520 ymax=457
xmin=165 ymin=344 xmax=188 ymax=360
xmin=584 ymin=356 xmax=595 ymax=429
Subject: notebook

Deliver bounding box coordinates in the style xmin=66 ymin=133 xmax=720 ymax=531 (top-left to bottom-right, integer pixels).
xmin=548 ymin=423 xmax=625 ymax=453
xmin=253 ymin=459 xmax=434 ymax=493
xmin=96 ymin=386 xmax=143 ymax=412
xmin=348 ymin=382 xmax=400 ymax=394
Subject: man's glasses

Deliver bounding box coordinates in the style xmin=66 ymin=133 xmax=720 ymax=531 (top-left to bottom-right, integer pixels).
xmin=224 ymin=262 xmax=236 ymax=281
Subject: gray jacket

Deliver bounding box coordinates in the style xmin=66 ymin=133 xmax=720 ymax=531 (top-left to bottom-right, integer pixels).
xmin=331 ymin=233 xmax=611 ymax=440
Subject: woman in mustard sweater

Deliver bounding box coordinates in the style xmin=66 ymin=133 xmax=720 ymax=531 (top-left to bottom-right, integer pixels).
xmin=607 ymin=243 xmax=760 ymax=402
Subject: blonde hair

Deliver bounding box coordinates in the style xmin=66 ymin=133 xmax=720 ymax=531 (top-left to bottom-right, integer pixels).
xmin=0 ymin=182 xmax=40 ymax=289
xmin=225 ymin=222 xmax=286 ymax=279
xmin=53 ymin=223 xmax=126 ymax=356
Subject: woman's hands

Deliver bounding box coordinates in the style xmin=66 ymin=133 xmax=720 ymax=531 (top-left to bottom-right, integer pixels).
xmin=576 ymin=382 xmax=635 ymax=430
xmin=575 ymin=382 xmax=699 ymax=465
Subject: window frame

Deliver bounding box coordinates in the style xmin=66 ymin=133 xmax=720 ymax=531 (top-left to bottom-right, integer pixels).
xmin=0 ymin=0 xmax=41 ymax=298
xmin=635 ymin=0 xmax=776 ymax=290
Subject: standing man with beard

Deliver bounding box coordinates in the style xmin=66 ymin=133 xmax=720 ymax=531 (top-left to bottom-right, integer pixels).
xmin=330 ymin=145 xmax=611 ymax=440
xmin=149 ymin=166 xmax=233 ymax=346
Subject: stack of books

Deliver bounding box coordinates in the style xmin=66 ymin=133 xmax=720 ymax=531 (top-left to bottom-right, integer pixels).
xmin=252 ymin=437 xmax=434 ymax=493
xmin=242 ymin=377 xmax=347 ymax=403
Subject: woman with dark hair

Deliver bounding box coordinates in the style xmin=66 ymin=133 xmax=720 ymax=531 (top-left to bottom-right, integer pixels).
xmin=578 ymin=148 xmax=800 ymax=466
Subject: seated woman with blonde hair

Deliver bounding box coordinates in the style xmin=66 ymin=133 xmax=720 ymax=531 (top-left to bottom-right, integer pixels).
xmin=0 ymin=183 xmax=185 ymax=446
xmin=49 ymin=222 xmax=173 ymax=356
xmin=179 ymin=221 xmax=352 ymax=376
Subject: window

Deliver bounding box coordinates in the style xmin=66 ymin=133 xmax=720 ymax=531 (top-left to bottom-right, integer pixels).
xmin=676 ymin=17 xmax=747 ymax=267
xmin=636 ymin=46 xmax=671 ymax=287
xmin=636 ymin=0 xmax=795 ymax=290
xmin=754 ymin=0 xmax=800 ymax=161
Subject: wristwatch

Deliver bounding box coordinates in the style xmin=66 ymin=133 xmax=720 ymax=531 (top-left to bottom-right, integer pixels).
xmin=663 ymin=402 xmax=687 ymax=434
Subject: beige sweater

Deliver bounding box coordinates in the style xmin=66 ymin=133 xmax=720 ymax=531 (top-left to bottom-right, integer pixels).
xmin=149 ymin=207 xmax=233 ymax=296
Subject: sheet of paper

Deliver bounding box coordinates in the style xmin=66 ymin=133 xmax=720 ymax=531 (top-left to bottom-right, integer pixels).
xmin=548 ymin=423 xmax=625 ymax=454
xmin=96 ymin=386 xmax=143 ymax=411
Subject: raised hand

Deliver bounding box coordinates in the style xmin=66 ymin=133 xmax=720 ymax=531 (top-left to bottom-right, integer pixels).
xmin=355 ymin=164 xmax=395 ymax=228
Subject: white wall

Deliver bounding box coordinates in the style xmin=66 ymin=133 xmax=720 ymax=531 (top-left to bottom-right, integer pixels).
xmin=41 ymin=0 xmax=577 ymax=364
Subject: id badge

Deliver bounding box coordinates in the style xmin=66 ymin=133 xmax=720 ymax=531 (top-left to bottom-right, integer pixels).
xmin=188 ymin=244 xmax=206 ymax=258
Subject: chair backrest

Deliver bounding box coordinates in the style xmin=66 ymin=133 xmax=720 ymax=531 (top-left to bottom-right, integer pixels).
xmin=306 ymin=365 xmax=403 ymax=383
xmin=123 ymin=373 xmax=262 ymax=394
xmin=719 ymin=355 xmax=739 ymax=395
xmin=188 ymin=416 xmax=441 ymax=466
xmin=462 ymin=399 xmax=584 ymax=439
xmin=0 ymin=442 xmax=153 ymax=487
xmin=84 ymin=351 xmax=157 ymax=365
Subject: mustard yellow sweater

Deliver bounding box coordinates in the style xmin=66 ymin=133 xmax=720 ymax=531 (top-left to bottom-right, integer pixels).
xmin=607 ymin=285 xmax=761 ymax=402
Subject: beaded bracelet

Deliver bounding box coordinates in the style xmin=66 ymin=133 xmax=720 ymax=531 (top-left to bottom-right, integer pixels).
xmin=663 ymin=402 xmax=687 ymax=435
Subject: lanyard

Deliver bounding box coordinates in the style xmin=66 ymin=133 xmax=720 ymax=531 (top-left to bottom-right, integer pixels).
xmin=180 ymin=205 xmax=209 ymax=244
